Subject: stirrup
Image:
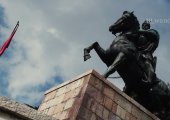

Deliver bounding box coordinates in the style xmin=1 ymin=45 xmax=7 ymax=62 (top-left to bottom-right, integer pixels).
xmin=84 ymin=49 xmax=91 ymax=61
xmin=142 ymin=79 xmax=150 ymax=83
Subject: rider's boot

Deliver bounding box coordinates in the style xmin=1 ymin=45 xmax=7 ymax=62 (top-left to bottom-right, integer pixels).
xmin=84 ymin=42 xmax=98 ymax=61
xmin=103 ymin=52 xmax=126 ymax=78
xmin=144 ymin=61 xmax=160 ymax=85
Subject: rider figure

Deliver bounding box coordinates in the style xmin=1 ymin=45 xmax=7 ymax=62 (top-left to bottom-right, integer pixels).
xmin=137 ymin=20 xmax=159 ymax=84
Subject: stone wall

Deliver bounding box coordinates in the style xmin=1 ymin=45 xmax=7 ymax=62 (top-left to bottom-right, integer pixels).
xmin=38 ymin=70 xmax=160 ymax=120
xmin=0 ymin=96 xmax=57 ymax=120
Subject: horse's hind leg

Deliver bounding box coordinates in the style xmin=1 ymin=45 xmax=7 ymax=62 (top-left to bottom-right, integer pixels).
xmin=103 ymin=52 xmax=126 ymax=78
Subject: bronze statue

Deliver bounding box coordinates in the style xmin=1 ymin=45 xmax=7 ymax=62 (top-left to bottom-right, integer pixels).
xmin=84 ymin=11 xmax=170 ymax=119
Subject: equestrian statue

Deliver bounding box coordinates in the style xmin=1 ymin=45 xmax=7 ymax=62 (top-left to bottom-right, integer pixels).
xmin=84 ymin=11 xmax=170 ymax=119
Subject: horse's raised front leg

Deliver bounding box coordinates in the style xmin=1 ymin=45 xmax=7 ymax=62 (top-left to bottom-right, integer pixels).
xmin=84 ymin=42 xmax=98 ymax=61
xmin=103 ymin=52 xmax=126 ymax=78
xmin=84 ymin=42 xmax=111 ymax=67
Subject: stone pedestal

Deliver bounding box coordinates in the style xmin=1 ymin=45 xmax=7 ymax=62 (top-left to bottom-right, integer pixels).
xmin=38 ymin=70 xmax=160 ymax=120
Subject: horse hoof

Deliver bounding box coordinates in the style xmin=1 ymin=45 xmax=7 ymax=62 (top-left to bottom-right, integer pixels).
xmin=84 ymin=54 xmax=91 ymax=61
xmin=84 ymin=49 xmax=91 ymax=61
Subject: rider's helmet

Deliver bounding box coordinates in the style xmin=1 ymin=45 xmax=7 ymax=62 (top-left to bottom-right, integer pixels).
xmin=142 ymin=20 xmax=150 ymax=30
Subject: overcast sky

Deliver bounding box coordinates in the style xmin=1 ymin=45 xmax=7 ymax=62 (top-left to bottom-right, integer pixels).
xmin=0 ymin=0 xmax=170 ymax=106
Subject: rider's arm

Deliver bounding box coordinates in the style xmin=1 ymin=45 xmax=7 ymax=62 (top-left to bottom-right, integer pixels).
xmin=139 ymin=29 xmax=159 ymax=53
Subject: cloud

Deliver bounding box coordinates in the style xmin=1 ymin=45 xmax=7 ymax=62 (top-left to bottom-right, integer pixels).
xmin=0 ymin=0 xmax=170 ymax=106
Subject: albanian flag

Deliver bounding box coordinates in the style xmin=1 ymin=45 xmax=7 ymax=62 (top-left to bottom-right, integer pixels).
xmin=0 ymin=21 xmax=19 ymax=56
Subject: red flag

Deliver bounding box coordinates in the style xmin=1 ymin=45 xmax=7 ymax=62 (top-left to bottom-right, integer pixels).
xmin=0 ymin=21 xmax=19 ymax=56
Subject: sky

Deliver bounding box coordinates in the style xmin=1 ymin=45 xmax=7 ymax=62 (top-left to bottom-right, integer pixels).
xmin=0 ymin=0 xmax=170 ymax=107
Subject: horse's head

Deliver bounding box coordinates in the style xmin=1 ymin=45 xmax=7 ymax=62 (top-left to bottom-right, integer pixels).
xmin=109 ymin=11 xmax=140 ymax=34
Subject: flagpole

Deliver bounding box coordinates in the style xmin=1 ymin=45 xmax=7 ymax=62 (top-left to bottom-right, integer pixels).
xmin=0 ymin=21 xmax=19 ymax=56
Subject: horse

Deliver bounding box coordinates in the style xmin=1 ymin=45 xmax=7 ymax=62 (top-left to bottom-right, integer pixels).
xmin=84 ymin=11 xmax=170 ymax=119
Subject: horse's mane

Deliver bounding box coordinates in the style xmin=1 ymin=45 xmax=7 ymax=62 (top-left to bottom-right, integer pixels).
xmin=123 ymin=11 xmax=140 ymax=30
xmin=132 ymin=13 xmax=140 ymax=30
